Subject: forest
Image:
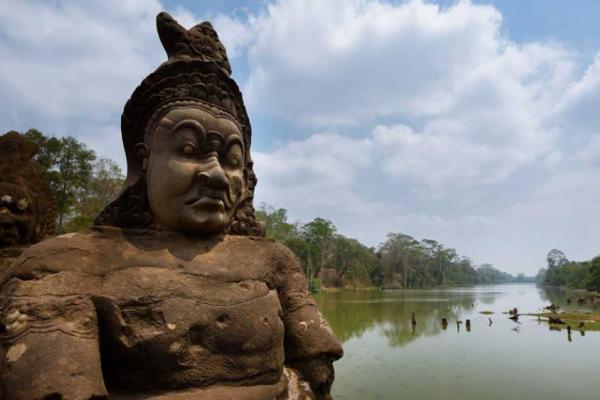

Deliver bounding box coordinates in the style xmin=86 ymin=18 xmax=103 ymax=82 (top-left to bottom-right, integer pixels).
xmin=537 ymin=249 xmax=600 ymax=292
xmin=256 ymin=205 xmax=534 ymax=289
xmin=19 ymin=129 xmax=533 ymax=289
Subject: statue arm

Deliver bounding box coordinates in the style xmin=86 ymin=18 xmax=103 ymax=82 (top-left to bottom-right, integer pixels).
xmin=1 ymin=278 xmax=108 ymax=400
xmin=275 ymin=246 xmax=343 ymax=399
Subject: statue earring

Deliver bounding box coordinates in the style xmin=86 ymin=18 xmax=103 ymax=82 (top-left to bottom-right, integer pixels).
xmin=135 ymin=143 xmax=150 ymax=172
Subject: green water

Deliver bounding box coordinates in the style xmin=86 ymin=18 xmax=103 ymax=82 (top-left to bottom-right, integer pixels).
xmin=315 ymin=284 xmax=600 ymax=400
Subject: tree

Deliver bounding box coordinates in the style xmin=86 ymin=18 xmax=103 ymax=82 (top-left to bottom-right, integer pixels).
xmin=64 ymin=158 xmax=124 ymax=232
xmin=300 ymin=218 xmax=337 ymax=278
xmin=378 ymin=233 xmax=421 ymax=288
xmin=440 ymin=248 xmax=458 ymax=285
xmin=23 ymin=129 xmax=96 ymax=231
xmin=588 ymin=257 xmax=600 ymax=292
xmin=255 ymin=203 xmax=298 ymax=243
xmin=477 ymin=263 xmax=514 ymax=284
xmin=328 ymin=235 xmax=376 ymax=287
xmin=546 ymin=249 xmax=568 ymax=269
xmin=535 ymin=268 xmax=547 ymax=284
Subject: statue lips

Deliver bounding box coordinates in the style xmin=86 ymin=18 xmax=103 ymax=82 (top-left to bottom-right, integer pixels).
xmin=185 ymin=189 xmax=230 ymax=212
xmin=187 ymin=197 xmax=225 ymax=212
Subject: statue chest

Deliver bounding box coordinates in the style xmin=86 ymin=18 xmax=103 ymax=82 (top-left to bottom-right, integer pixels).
xmin=95 ymin=267 xmax=285 ymax=390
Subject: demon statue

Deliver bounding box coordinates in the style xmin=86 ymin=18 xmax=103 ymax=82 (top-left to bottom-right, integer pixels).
xmin=0 ymin=12 xmax=342 ymax=400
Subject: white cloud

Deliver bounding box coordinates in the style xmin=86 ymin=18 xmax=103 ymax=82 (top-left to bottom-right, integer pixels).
xmin=0 ymin=0 xmax=164 ymax=126
xmin=241 ymin=0 xmax=581 ymax=197
xmin=254 ymin=133 xmax=376 ymax=213
xmin=212 ymin=14 xmax=256 ymax=59
xmin=244 ymin=0 xmax=574 ymax=126
xmin=0 ymin=1 xmax=251 ymax=166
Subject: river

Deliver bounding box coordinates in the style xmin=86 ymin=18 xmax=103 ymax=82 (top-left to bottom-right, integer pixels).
xmin=314 ymin=284 xmax=600 ymax=400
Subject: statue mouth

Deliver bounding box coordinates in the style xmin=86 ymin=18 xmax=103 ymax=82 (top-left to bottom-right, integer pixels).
xmin=186 ymin=197 xmax=225 ymax=212
xmin=185 ymin=190 xmax=229 ymax=212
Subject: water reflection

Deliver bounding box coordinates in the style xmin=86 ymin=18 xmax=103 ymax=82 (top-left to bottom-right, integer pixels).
xmin=315 ymin=285 xmax=598 ymax=348
xmin=315 ymin=289 xmax=477 ymax=347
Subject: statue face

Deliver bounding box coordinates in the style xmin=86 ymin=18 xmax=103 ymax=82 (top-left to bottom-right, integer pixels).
xmin=145 ymin=106 xmax=245 ymax=234
xmin=0 ymin=183 xmax=34 ymax=246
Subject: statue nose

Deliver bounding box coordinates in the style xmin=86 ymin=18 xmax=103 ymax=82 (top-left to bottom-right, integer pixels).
xmin=197 ymin=161 xmax=228 ymax=189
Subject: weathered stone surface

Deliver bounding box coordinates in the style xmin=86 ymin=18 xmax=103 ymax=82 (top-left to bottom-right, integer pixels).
xmin=0 ymin=11 xmax=342 ymax=400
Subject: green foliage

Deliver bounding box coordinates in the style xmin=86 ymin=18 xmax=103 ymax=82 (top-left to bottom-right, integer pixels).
xmin=542 ymin=249 xmax=600 ymax=291
xmin=589 ymin=257 xmax=600 ymax=292
xmin=64 ymin=158 xmax=124 ymax=232
xmin=255 ymin=204 xmax=298 ymax=243
xmin=376 ymin=234 xmax=518 ymax=288
xmin=328 ymin=235 xmax=376 ymax=287
xmin=377 ymin=233 xmax=422 ymax=288
xmin=309 ymin=277 xmax=321 ymax=293
xmin=23 ymin=129 xmax=97 ymax=231
xmin=443 ymin=256 xmax=479 ymax=286
xmin=477 ymin=263 xmax=514 ymax=284
xmin=300 ymin=217 xmax=337 ymax=278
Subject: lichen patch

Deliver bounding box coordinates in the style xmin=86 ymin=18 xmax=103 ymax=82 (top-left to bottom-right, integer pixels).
xmin=6 ymin=343 xmax=27 ymax=363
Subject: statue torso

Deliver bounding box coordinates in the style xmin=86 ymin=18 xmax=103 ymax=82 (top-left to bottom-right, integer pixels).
xmin=3 ymin=228 xmax=293 ymax=394
xmin=98 ymin=267 xmax=285 ymax=390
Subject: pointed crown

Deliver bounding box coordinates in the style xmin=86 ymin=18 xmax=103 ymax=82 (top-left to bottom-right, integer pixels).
xmin=156 ymin=12 xmax=232 ymax=76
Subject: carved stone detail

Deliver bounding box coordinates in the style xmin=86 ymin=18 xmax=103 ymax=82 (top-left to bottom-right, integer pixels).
xmin=2 ymin=295 xmax=97 ymax=344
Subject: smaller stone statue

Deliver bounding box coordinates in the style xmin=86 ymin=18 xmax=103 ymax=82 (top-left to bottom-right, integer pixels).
xmin=0 ymin=131 xmax=55 ymax=270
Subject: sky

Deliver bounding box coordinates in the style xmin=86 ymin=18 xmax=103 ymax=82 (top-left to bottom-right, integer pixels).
xmin=1 ymin=0 xmax=599 ymax=274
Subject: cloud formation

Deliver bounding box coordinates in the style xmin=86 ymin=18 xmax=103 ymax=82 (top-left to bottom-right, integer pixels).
xmin=245 ymin=0 xmax=600 ymax=272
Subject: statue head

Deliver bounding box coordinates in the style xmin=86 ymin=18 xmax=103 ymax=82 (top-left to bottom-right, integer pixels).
xmin=96 ymin=12 xmax=263 ymax=236
xmin=0 ymin=131 xmax=55 ymax=247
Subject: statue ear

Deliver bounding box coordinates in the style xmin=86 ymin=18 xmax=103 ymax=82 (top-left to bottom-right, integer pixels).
xmin=135 ymin=143 xmax=150 ymax=172
xmin=156 ymin=12 xmax=188 ymax=59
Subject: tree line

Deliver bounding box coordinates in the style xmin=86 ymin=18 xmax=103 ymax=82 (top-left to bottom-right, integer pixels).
xmin=255 ymin=204 xmax=534 ymax=290
xmin=536 ymin=249 xmax=600 ymax=292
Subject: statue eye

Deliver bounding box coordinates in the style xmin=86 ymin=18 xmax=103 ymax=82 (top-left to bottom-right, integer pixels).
xmin=227 ymin=155 xmax=241 ymax=168
xmin=181 ymin=143 xmax=197 ymax=156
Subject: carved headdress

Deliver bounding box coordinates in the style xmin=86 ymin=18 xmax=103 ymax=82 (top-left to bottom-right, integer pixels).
xmin=95 ymin=12 xmax=262 ymax=236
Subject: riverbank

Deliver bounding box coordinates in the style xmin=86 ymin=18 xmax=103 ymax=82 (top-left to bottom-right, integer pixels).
xmin=541 ymin=285 xmax=600 ymax=305
xmin=319 ymin=282 xmax=539 ymax=292
xmin=527 ymin=311 xmax=600 ymax=331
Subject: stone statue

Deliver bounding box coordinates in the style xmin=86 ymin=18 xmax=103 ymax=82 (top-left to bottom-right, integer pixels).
xmin=0 ymin=12 xmax=342 ymax=400
xmin=0 ymin=131 xmax=55 ymax=271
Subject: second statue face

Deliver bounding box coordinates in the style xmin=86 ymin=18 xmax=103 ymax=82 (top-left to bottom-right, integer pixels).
xmin=145 ymin=106 xmax=245 ymax=234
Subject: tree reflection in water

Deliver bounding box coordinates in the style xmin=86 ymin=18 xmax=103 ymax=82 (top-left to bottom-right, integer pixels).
xmin=315 ymin=289 xmax=477 ymax=347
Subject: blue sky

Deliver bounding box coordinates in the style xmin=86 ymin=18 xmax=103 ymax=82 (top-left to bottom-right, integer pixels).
xmin=1 ymin=1 xmax=599 ymax=274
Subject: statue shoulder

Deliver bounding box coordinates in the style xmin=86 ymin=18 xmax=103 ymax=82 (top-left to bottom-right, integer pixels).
xmin=5 ymin=230 xmax=115 ymax=282
xmin=226 ymin=235 xmax=299 ymax=265
xmin=268 ymin=240 xmax=301 ymax=268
